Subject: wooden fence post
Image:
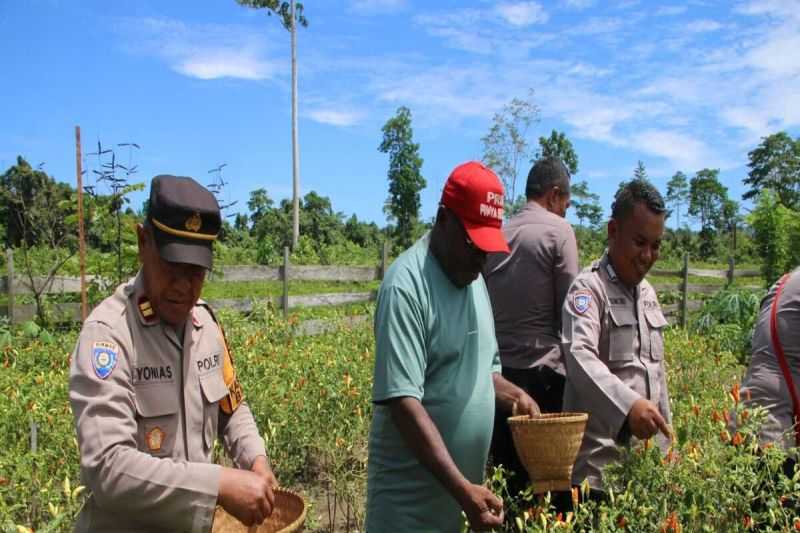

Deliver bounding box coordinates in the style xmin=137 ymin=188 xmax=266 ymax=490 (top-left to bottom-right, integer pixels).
xmin=680 ymin=253 xmax=689 ymax=329
xmin=30 ymin=419 xmax=38 ymax=454
xmin=380 ymin=240 xmax=389 ymax=280
xmin=282 ymin=246 xmax=290 ymax=319
xmin=727 ymin=256 xmax=735 ymax=287
xmin=6 ymin=248 xmax=14 ymax=326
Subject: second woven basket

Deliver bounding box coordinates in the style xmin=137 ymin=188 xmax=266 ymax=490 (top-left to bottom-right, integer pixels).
xmin=507 ymin=412 xmax=588 ymax=493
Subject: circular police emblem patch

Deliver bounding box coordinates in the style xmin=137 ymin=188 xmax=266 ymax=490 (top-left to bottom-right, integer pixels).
xmin=572 ymin=290 xmax=592 ymax=315
xmin=92 ymin=341 xmax=118 ymax=380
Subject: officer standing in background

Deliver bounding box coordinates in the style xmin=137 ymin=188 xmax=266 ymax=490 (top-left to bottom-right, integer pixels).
xmin=70 ymin=175 xmax=277 ymax=532
xmin=737 ymin=268 xmax=800 ymax=471
xmin=484 ymin=157 xmax=578 ymax=493
xmin=562 ymin=179 xmax=672 ymax=496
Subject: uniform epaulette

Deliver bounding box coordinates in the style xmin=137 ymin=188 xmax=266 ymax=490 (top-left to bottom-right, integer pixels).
xmin=138 ymin=296 xmax=157 ymax=322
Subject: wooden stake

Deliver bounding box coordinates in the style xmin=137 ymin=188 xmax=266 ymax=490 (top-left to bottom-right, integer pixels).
xmin=6 ymin=248 xmax=14 ymax=325
xmin=282 ymin=246 xmax=290 ymax=319
xmin=680 ymin=253 xmax=689 ymax=329
xmin=76 ymin=126 xmax=88 ymax=321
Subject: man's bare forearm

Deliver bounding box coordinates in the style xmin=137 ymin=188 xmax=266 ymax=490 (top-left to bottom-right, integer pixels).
xmin=387 ymin=397 xmax=470 ymax=502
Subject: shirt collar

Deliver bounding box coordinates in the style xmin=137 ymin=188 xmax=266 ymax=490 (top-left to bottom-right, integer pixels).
xmin=129 ymin=271 xmax=203 ymax=328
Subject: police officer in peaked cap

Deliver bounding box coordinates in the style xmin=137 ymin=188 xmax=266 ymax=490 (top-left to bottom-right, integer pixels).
xmin=69 ymin=175 xmax=277 ymax=532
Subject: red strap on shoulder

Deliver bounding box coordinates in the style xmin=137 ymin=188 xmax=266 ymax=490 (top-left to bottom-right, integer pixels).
xmin=769 ymin=273 xmax=800 ymax=447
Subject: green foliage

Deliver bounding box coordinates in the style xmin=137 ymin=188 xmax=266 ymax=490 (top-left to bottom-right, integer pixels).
xmin=689 ymin=168 xmax=729 ymax=260
xmin=748 ymin=190 xmax=800 ymax=286
xmin=633 ymin=160 xmax=648 ymax=181
xmin=744 ymin=131 xmax=800 ymax=209
xmin=666 ymin=171 xmax=689 ymax=229
xmin=235 ymin=0 xmax=308 ymax=29
xmin=245 ymin=189 xmax=383 ymax=265
xmin=379 ymin=106 xmax=426 ymax=253
xmin=535 ymin=130 xmax=579 ymax=175
xmin=481 ymin=91 xmax=540 ymax=213
xmin=692 ymin=288 xmax=764 ymax=363
xmin=487 ymin=330 xmax=800 ymax=532
xmin=570 ymin=181 xmax=602 ymax=229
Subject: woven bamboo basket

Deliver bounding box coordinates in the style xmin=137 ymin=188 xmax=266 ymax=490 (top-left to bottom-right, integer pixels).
xmin=212 ymin=488 xmax=307 ymax=533
xmin=507 ymin=412 xmax=588 ymax=494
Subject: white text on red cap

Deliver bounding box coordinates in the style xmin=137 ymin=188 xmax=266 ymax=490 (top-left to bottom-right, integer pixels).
xmin=480 ymin=192 xmax=505 ymax=221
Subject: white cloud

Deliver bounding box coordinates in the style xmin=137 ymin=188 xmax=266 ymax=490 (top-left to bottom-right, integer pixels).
xmin=655 ymin=5 xmax=688 ymax=16
xmin=566 ymin=63 xmax=612 ymax=77
xmin=120 ymin=17 xmax=280 ymax=81
xmin=495 ymin=2 xmax=549 ymax=27
xmin=306 ymin=109 xmax=365 ymax=127
xmin=561 ymin=0 xmax=596 ymax=10
xmin=633 ymin=129 xmax=712 ymax=170
xmin=744 ymin=28 xmax=800 ymax=77
xmin=349 ymin=0 xmax=407 ymax=15
xmin=735 ymin=0 xmax=800 ymax=21
xmin=685 ymin=19 xmax=724 ymax=32
xmin=572 ymin=16 xmax=625 ymax=34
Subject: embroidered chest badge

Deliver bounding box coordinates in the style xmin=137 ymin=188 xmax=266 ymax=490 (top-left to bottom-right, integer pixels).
xmin=145 ymin=427 xmax=165 ymax=452
xmin=92 ymin=341 xmax=118 ymax=379
xmin=572 ymin=290 xmax=593 ymax=315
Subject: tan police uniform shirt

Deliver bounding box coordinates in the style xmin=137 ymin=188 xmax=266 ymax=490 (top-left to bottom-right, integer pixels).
xmin=561 ymin=252 xmax=671 ymax=489
xmin=739 ymin=267 xmax=800 ymax=450
xmin=485 ymin=201 xmax=579 ymax=372
xmin=69 ymin=273 xmax=267 ymax=532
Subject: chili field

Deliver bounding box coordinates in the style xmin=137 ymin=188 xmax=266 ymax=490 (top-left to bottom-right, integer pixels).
xmin=1 ymin=306 xmax=798 ymax=532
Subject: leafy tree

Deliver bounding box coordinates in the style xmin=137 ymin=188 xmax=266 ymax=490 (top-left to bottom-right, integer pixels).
xmin=235 ymin=0 xmax=307 ymax=29
xmin=481 ymin=90 xmax=539 ymax=212
xmin=0 ymin=157 xmax=78 ymax=323
xmin=571 ymin=181 xmax=602 ymax=228
xmin=743 ymin=131 xmax=800 ymax=209
xmin=748 ymin=190 xmax=800 ymax=286
xmin=633 ymin=160 xmax=648 ymax=181
xmin=689 ymin=168 xmax=728 ymax=259
xmin=379 ymin=106 xmax=426 ymax=252
xmin=248 ymin=188 xmax=275 ymax=229
xmin=535 ymin=130 xmax=579 ymax=175
xmin=666 ymin=171 xmax=689 ymax=229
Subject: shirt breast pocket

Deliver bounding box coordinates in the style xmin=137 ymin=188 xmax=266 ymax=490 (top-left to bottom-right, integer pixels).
xmin=644 ymin=308 xmax=669 ymax=361
xmin=134 ymin=386 xmax=179 ymax=457
xmin=199 ymin=370 xmax=229 ymax=453
xmin=607 ymin=306 xmax=637 ymax=366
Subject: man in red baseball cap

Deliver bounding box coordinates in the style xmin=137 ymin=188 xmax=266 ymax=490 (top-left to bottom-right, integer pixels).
xmin=366 ymin=161 xmax=540 ymax=533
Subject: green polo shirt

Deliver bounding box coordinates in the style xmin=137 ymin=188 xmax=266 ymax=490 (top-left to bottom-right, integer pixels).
xmin=365 ymin=235 xmax=501 ymax=533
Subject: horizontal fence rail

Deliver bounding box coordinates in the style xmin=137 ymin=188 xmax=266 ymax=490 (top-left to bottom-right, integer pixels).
xmin=2 ymin=246 xmax=761 ymax=329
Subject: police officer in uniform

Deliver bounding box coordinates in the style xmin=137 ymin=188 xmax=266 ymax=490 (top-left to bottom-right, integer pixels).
xmin=738 ymin=268 xmax=800 ymax=460
xmin=561 ymin=179 xmax=672 ymax=496
xmin=70 ymin=175 xmax=276 ymax=532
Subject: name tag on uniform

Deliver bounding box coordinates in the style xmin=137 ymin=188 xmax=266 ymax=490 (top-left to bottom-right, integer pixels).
xmin=196 ymin=353 xmax=222 ymax=375
xmin=133 ymin=365 xmax=175 ymax=384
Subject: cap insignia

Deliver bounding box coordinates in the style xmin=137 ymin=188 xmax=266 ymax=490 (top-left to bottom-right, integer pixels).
xmin=185 ymin=212 xmax=202 ymax=232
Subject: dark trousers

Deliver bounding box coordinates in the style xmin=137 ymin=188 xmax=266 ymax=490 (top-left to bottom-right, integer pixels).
xmin=491 ymin=365 xmax=566 ymax=497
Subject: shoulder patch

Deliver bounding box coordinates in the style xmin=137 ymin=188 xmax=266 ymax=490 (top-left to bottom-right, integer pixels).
xmin=572 ymin=290 xmax=593 ymax=315
xmin=92 ymin=341 xmax=118 ymax=379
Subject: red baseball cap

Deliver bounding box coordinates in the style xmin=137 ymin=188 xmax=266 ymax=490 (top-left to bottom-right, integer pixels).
xmin=441 ymin=161 xmax=510 ymax=253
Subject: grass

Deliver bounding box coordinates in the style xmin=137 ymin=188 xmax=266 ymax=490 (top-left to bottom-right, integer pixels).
xmin=201 ymin=279 xmax=380 ymax=300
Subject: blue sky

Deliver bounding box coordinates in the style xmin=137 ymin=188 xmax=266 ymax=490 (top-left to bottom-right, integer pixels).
xmin=2 ymin=0 xmax=799 ymax=227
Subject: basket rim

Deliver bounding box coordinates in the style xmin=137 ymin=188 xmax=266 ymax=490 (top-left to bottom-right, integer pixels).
xmin=215 ymin=487 xmax=307 ymax=533
xmin=273 ymin=487 xmax=307 ymax=533
xmin=507 ymin=412 xmax=588 ymax=425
